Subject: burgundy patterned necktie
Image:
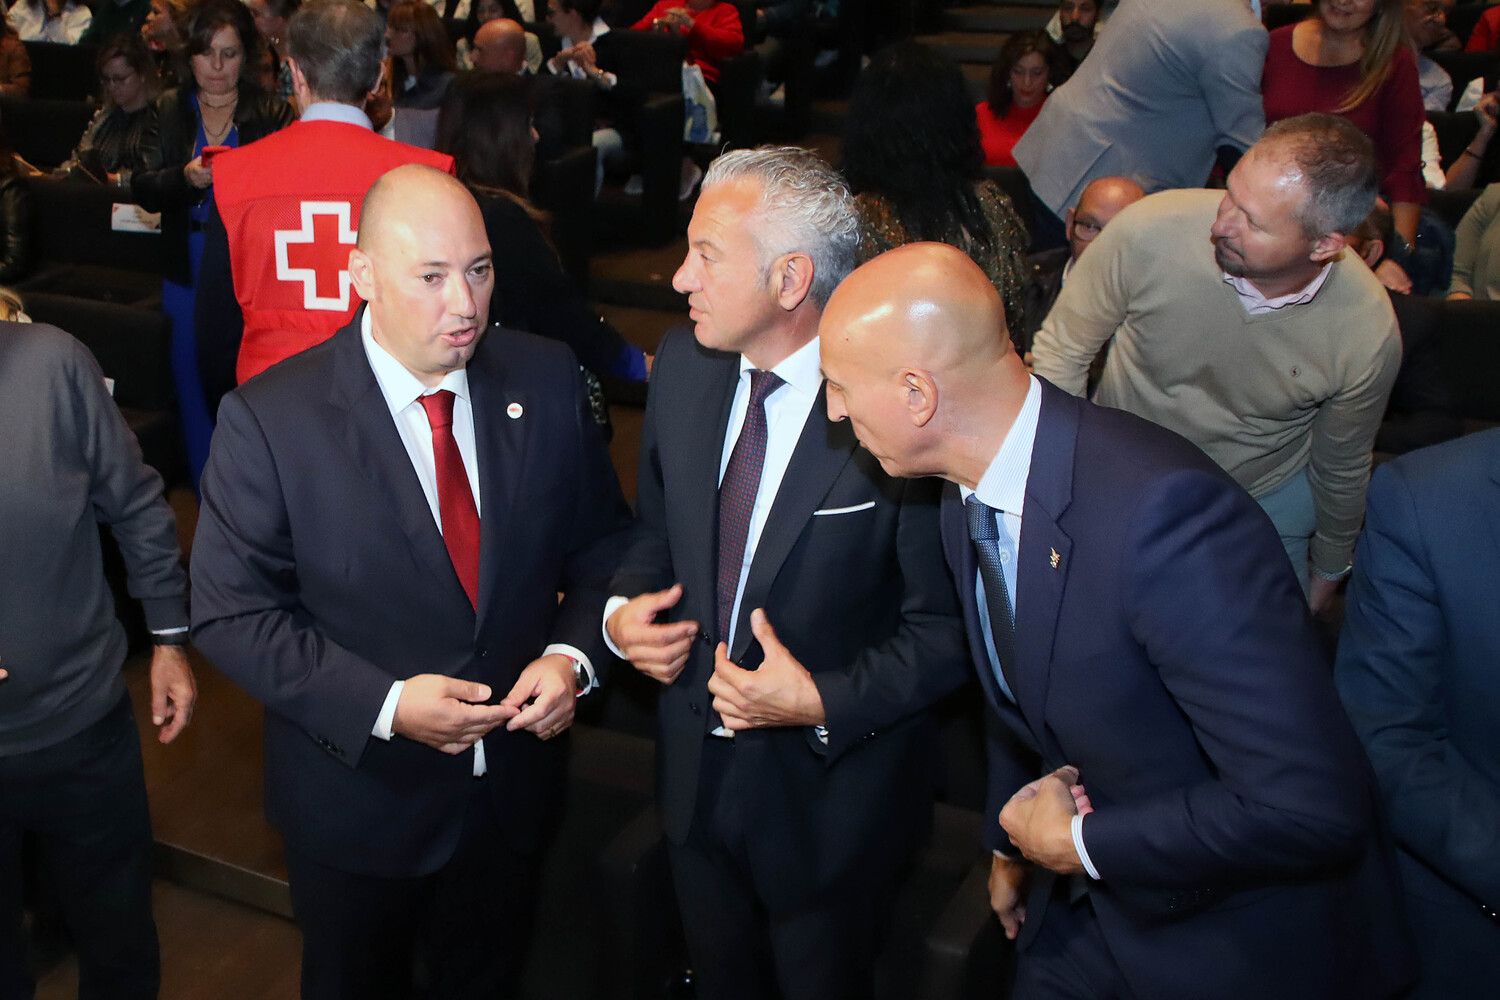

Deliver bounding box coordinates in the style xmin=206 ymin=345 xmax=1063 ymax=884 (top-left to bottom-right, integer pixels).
xmin=418 ymin=390 xmax=481 ymax=610
xmin=715 ymin=369 xmax=785 ymax=645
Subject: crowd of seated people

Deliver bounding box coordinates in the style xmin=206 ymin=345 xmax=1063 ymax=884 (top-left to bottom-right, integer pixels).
xmin=7 ymin=0 xmax=93 ymax=44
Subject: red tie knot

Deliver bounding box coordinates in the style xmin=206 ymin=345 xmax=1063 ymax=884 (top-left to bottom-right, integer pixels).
xmin=418 ymin=389 xmax=456 ymax=430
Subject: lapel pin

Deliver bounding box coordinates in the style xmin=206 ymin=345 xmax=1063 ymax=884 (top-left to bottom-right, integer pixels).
xmin=1050 ymin=548 xmax=1061 ymax=570
xmin=506 ymin=402 xmax=523 ymax=419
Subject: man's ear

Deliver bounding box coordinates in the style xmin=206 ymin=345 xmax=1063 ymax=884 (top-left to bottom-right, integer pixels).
xmin=1358 ymin=238 xmax=1385 ymax=269
xmin=1064 ymin=206 xmax=1076 ymax=242
xmin=348 ymin=247 xmax=376 ymax=302
xmin=1310 ymin=232 xmax=1348 ymax=265
xmin=902 ymin=368 xmax=939 ymax=429
xmin=775 ymin=252 xmax=815 ymax=312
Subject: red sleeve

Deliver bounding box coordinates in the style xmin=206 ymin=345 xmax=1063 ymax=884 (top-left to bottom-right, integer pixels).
xmin=1465 ymin=8 xmax=1500 ymax=53
xmin=631 ymin=0 xmax=669 ymax=30
xmin=688 ymin=3 xmax=744 ymax=63
xmin=1377 ymin=48 xmax=1428 ymax=205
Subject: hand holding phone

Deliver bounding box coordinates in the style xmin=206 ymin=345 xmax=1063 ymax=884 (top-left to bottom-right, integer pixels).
xmin=200 ymin=145 xmax=231 ymax=166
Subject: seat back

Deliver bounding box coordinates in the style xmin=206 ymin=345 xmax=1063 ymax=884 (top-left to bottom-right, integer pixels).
xmin=22 ymin=41 xmax=98 ymax=101
xmin=23 ymin=175 xmax=164 ymax=274
xmin=1438 ymin=298 xmax=1500 ymax=423
xmin=21 ymin=292 xmax=173 ymax=412
xmin=1 ymin=95 xmax=94 ymax=170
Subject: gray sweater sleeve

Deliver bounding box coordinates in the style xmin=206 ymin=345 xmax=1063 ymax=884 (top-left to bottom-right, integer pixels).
xmin=66 ymin=335 xmax=189 ymax=631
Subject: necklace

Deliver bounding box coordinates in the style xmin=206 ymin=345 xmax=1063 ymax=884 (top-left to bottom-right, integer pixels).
xmin=203 ymin=115 xmax=234 ymax=145
xmin=199 ymin=90 xmax=239 ymax=109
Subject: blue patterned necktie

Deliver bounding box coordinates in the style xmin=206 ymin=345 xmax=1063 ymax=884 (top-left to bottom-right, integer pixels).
xmin=966 ymin=494 xmax=1019 ymax=702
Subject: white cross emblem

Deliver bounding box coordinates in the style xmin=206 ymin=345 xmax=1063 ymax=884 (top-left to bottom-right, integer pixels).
xmin=274 ymin=201 xmax=358 ymax=311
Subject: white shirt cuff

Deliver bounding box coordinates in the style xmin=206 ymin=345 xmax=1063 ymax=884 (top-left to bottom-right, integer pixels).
xmin=373 ymin=679 xmax=405 ymax=740
xmin=543 ymin=642 xmax=597 ymax=694
xmin=1072 ymin=813 xmax=1101 ymax=880
xmin=601 ymin=595 xmax=630 ymax=660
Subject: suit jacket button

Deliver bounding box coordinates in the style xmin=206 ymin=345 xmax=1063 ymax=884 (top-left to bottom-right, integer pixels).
xmin=476 ymin=646 xmax=489 ymax=658
xmin=690 ymin=702 xmax=701 ymax=715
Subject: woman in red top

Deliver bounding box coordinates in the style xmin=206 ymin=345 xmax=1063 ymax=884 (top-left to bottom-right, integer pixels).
xmin=1261 ymin=0 xmax=1425 ymax=247
xmin=975 ymin=30 xmax=1057 ymax=168
xmin=632 ymin=0 xmax=743 ymax=84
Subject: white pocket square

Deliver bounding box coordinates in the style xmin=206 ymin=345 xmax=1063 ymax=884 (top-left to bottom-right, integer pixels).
xmin=812 ymin=501 xmax=876 ymax=517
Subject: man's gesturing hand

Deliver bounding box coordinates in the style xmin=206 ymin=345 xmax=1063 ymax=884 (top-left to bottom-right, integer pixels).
xmin=989 ymin=853 xmax=1030 ymax=940
xmin=708 ymin=609 xmax=825 ymax=730
xmin=502 ymin=654 xmax=577 ymax=741
xmin=608 ymin=583 xmax=699 ymax=684
xmin=149 ymin=645 xmax=197 ymax=744
xmin=999 ymin=765 xmax=1086 ymax=875
xmin=393 ymin=674 xmax=516 ymax=754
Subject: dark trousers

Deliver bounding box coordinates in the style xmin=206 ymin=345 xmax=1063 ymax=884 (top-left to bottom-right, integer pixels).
xmin=1012 ymin=884 xmax=1135 ymax=1000
xmin=0 ymin=694 xmax=160 ymax=1000
xmin=666 ymin=738 xmax=897 ymax=1000
xmin=286 ymin=782 xmax=539 ymax=1000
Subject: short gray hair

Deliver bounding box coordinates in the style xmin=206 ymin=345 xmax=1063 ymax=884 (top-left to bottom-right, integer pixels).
xmin=1260 ymin=113 xmax=1378 ymax=240
xmin=701 ymin=146 xmax=861 ymax=308
xmin=288 ymin=0 xmax=385 ymax=104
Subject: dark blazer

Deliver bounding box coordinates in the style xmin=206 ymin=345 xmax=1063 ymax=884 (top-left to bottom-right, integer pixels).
xmin=191 ymin=313 xmax=630 ymax=878
xmin=942 ymin=379 xmax=1412 ymax=999
xmin=1336 ymin=429 xmax=1500 ymax=989
xmin=130 ymin=86 xmax=292 ymax=284
xmin=610 ymin=328 xmax=969 ymax=912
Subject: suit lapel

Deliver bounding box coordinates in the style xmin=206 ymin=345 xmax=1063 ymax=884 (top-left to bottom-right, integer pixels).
xmin=470 ymin=342 xmax=530 ymax=633
xmin=732 ymin=383 xmax=852 ymax=661
xmin=327 ymin=315 xmax=469 ymax=609
xmin=1012 ymin=381 xmax=1079 ymax=762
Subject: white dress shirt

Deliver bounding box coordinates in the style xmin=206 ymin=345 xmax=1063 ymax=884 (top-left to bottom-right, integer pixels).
xmin=359 ymin=311 xmax=592 ymax=776
xmin=602 ymin=336 xmax=825 ymax=732
xmin=1222 ymin=262 xmax=1332 ymax=316
xmin=8 ymin=0 xmax=91 ymax=43
xmin=964 ymin=376 xmax=1100 ymax=880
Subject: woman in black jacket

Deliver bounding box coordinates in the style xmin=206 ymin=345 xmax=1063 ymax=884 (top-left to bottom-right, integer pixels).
xmin=436 ymin=71 xmax=647 ymax=385
xmin=0 ymin=123 xmax=31 ymax=285
xmin=131 ymin=0 xmax=291 ymax=486
xmin=58 ymin=34 xmax=164 ymax=189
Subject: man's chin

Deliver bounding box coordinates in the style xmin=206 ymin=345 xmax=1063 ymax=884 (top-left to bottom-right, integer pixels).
xmin=1213 ymin=245 xmax=1247 ymax=278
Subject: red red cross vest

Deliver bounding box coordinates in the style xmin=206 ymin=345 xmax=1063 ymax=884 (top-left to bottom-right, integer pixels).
xmin=212 ymin=119 xmax=455 ymax=384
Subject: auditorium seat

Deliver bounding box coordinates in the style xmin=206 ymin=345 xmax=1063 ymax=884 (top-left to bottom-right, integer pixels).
xmin=1429 ymin=49 xmax=1500 ymax=110
xmin=1436 ymin=297 xmax=1500 ymax=428
xmin=21 ymin=40 xmax=98 ymax=101
xmin=532 ymin=76 xmax=600 ymax=285
xmin=17 ymin=176 xmax=163 ymax=307
xmin=1 ymin=95 xmax=94 ymax=171
xmin=1447 ymin=3 xmax=1493 ymax=50
xmin=595 ymin=29 xmax=688 ymax=245
xmin=1426 ymin=109 xmax=1500 ymax=187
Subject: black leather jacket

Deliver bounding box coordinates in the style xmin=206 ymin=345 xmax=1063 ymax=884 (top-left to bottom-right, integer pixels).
xmin=0 ymin=172 xmax=31 ymax=285
xmin=131 ymin=85 xmax=293 ymax=284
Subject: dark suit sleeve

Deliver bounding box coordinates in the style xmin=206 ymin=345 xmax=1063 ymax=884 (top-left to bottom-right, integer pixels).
xmin=984 ymin=710 xmax=1041 ymax=854
xmin=546 ymin=356 xmax=634 ymax=675
xmin=607 ymin=329 xmax=682 ymax=600
xmin=195 ymin=199 xmax=243 ymax=415
xmin=1336 ymin=463 xmax=1500 ymax=906
xmin=1080 ymin=468 xmax=1373 ymax=888
xmin=190 ymin=391 xmax=396 ymax=768
xmin=812 ymin=475 xmax=971 ymax=764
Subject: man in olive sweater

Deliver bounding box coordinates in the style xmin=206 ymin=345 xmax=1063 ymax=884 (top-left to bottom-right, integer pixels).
xmin=1032 ymin=114 xmax=1401 ymax=610
xmin=0 ymin=319 xmax=196 ymax=999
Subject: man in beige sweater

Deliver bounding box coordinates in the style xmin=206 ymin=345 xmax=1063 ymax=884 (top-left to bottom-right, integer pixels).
xmin=1032 ymin=114 xmax=1401 ymax=612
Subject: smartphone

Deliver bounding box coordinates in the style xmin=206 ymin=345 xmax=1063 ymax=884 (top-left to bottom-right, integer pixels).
xmin=200 ymin=145 xmax=231 ymax=165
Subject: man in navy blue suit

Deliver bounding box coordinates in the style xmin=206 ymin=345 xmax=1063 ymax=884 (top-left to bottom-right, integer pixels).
xmin=1336 ymin=428 xmax=1500 ymax=999
xmin=818 ymin=242 xmax=1412 ymax=999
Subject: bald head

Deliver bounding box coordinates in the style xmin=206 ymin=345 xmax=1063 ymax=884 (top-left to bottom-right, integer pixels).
xmin=1067 ymin=176 xmax=1145 ymax=263
xmin=350 ymin=164 xmax=494 ymax=386
xmin=820 ymin=243 xmax=1029 ymax=485
xmin=472 ymin=18 xmax=527 ymax=74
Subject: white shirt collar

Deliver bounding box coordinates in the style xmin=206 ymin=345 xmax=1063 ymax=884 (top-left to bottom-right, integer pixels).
xmin=960 ymin=375 xmax=1042 ymax=518
xmin=300 ymin=102 xmax=374 ymax=130
xmin=1222 ymin=261 xmax=1333 ymax=316
xmin=360 ymin=307 xmax=470 ymax=417
xmin=739 ymin=335 xmax=824 ymax=398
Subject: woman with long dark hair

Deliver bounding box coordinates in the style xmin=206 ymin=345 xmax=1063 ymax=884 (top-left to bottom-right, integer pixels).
xmin=1261 ymin=0 xmax=1424 ymax=247
xmin=386 ymin=0 xmax=456 ymax=109
xmin=132 ymin=0 xmax=292 ymax=485
xmin=976 ymin=30 xmax=1058 ymax=168
xmin=59 ymin=34 xmax=164 ymax=188
xmin=843 ymin=41 xmax=1030 ymax=338
xmin=436 ymin=71 xmax=647 ymax=384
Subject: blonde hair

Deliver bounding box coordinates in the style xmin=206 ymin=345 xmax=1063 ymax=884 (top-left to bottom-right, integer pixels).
xmin=1315 ymin=0 xmax=1407 ymax=113
xmin=0 ymin=286 xmax=29 ymax=322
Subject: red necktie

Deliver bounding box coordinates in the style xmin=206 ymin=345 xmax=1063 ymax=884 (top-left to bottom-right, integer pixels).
xmin=418 ymin=390 xmax=481 ymax=609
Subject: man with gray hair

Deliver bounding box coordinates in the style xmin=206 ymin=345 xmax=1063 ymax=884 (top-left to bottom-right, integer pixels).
xmin=194 ymin=0 xmax=454 ymax=413
xmin=604 ymin=146 xmax=969 ymax=999
xmin=1033 ymin=113 xmax=1402 ymax=610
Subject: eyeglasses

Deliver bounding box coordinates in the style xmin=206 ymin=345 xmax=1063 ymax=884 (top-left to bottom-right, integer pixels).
xmin=100 ymin=72 xmax=139 ymax=86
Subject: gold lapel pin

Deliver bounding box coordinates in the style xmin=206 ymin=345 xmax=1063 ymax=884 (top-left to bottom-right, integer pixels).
xmin=1050 ymin=548 xmax=1061 ymax=570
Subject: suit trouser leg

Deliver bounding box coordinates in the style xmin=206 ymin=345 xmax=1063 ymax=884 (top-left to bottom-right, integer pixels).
xmin=288 ymin=780 xmax=538 ymax=1000
xmin=0 ymin=822 xmax=31 ymax=1000
xmin=1012 ymin=888 xmax=1134 ymax=1000
xmin=0 ymin=695 xmax=160 ymax=1000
